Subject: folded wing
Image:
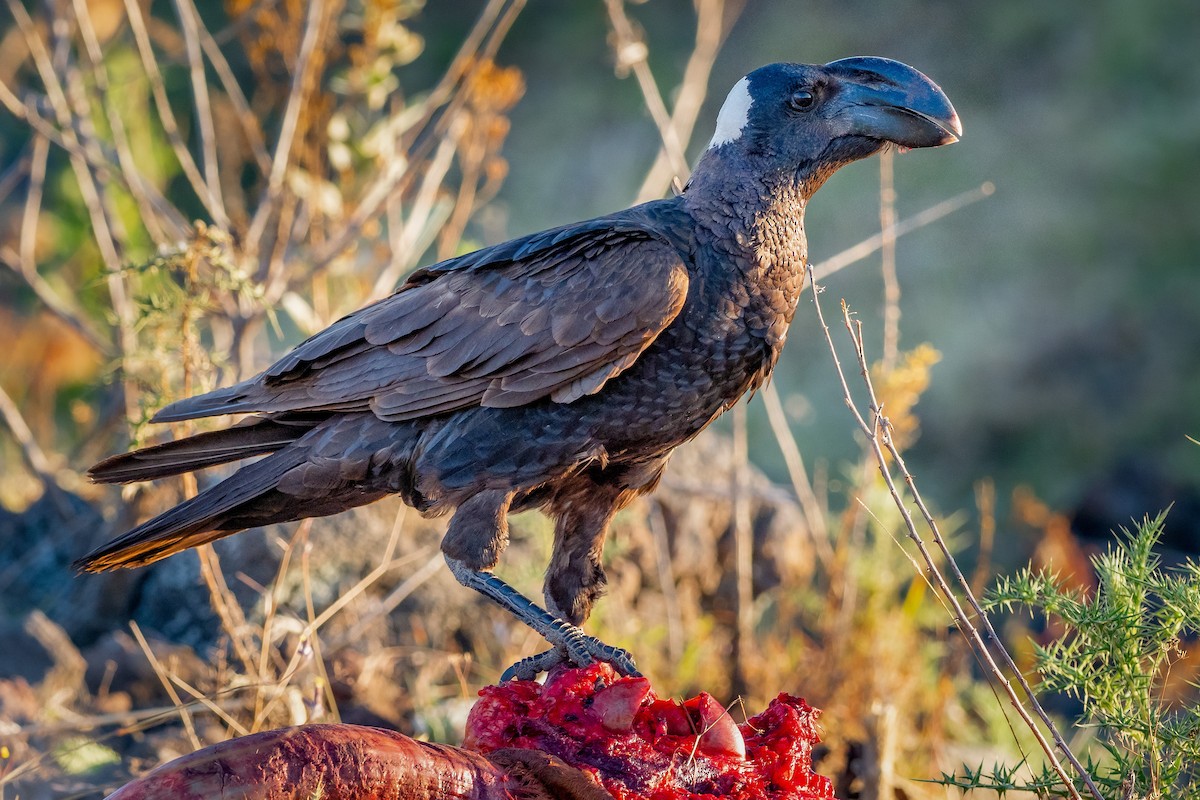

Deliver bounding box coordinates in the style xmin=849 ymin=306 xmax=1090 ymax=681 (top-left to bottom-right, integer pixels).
xmin=153 ymin=225 xmax=690 ymax=424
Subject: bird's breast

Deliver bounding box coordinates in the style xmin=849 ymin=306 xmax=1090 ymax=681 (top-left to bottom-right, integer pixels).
xmin=579 ymin=188 xmax=809 ymax=457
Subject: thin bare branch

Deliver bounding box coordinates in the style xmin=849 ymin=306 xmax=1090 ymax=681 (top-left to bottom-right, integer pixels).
xmin=8 ymin=698 xmax=244 ymax=738
xmin=0 ymin=248 xmax=112 ymax=354
xmin=0 ymin=76 xmax=97 ymax=164
xmin=254 ymin=529 xmax=408 ymax=725
xmin=7 ymin=128 xmax=109 ymax=350
xmin=0 ymin=74 xmax=180 ymax=232
xmin=130 ymin=621 xmax=202 ymax=751
xmin=332 ymin=554 xmax=446 ymax=648
xmin=761 ymin=381 xmax=834 ymax=569
xmin=299 ymin=537 xmax=340 ymax=723
xmin=866 ymin=391 xmax=1102 ymax=800
xmin=20 ymin=133 xmax=49 ymax=278
xmin=878 ymin=147 xmax=899 ymax=370
xmin=7 ymin=0 xmax=138 ymax=427
xmin=246 ymin=0 xmax=328 ymax=256
xmin=170 ymin=674 xmax=250 ymax=737
xmin=634 ymin=0 xmax=741 ymax=202
xmin=172 ymin=0 xmax=231 ymax=230
xmin=412 ymin=0 xmax=520 ymax=129
xmin=122 ymin=0 xmax=220 ymax=221
xmin=805 ymin=259 xmax=1101 ymax=800
xmin=0 ymin=382 xmax=55 ymax=483
xmin=7 ymin=0 xmax=119 ymax=267
xmin=660 ymin=474 xmax=796 ymax=506
xmin=259 ymin=181 xmax=302 ymax=307
xmin=251 ymin=523 xmax=306 ymax=729
xmin=730 ymin=401 xmax=754 ymax=698
xmin=437 ymin=117 xmax=490 ymax=261
xmin=191 ymin=3 xmax=271 ymax=174
xmin=812 ymin=181 xmax=995 ymax=282
xmin=310 ymin=0 xmax=526 ymax=277
xmin=71 ymin=0 xmax=185 ymax=242
xmin=0 ymin=144 xmax=32 ymax=207
xmin=197 ymin=544 xmax=259 ymax=677
xmin=212 ymin=0 xmax=279 ymax=45
xmin=604 ymin=0 xmax=690 ymax=187
xmin=369 ymin=129 xmax=459 ymax=302
xmin=971 ymin=480 xmax=997 ymax=600
xmin=646 ymin=500 xmax=684 ymax=667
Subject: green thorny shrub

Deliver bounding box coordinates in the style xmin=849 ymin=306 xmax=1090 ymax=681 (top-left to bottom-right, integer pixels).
xmin=940 ymin=510 xmax=1200 ymax=799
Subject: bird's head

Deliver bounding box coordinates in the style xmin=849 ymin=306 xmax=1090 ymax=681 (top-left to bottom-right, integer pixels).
xmin=694 ymin=57 xmax=960 ymax=195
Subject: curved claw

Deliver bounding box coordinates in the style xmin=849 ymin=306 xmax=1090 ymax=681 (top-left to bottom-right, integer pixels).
xmin=502 ymin=648 xmax=566 ymax=682
xmin=582 ymin=637 xmax=640 ymax=678
xmin=502 ymin=637 xmax=641 ymax=682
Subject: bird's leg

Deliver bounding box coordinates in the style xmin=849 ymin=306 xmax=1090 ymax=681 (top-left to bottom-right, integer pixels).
xmin=444 ymin=557 xmax=638 ymax=680
xmin=503 ymin=483 xmax=644 ymax=681
xmin=543 ymin=496 xmax=616 ymax=626
xmin=441 ymin=488 xmax=638 ymax=681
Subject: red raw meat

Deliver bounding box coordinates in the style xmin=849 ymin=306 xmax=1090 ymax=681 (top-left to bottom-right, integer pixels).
xmin=466 ymin=662 xmax=833 ymax=800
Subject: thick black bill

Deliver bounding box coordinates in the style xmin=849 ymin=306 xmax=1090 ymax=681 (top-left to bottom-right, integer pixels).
xmin=825 ymin=56 xmax=962 ymax=148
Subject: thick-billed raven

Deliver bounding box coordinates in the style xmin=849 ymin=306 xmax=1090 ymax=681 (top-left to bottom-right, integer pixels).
xmin=79 ymin=58 xmax=960 ymax=680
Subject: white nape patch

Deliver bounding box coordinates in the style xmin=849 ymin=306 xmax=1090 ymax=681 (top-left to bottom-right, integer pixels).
xmin=706 ymin=76 xmax=752 ymax=149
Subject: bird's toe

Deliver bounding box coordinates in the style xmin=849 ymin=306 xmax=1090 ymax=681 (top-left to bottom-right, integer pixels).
xmin=502 ymin=647 xmax=568 ymax=682
xmin=501 ymin=635 xmax=640 ymax=682
xmin=594 ymin=642 xmax=641 ymax=678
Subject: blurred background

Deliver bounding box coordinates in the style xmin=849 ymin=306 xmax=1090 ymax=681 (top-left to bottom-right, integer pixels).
xmin=0 ymin=0 xmax=1197 ymax=797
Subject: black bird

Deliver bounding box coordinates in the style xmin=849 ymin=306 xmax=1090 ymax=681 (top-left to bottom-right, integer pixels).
xmin=79 ymin=58 xmax=960 ymax=680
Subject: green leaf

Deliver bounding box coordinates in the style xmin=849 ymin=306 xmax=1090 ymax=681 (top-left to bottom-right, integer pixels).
xmin=51 ymin=737 xmax=120 ymax=776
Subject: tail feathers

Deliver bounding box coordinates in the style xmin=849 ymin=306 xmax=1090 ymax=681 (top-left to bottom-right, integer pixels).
xmin=75 ymin=446 xmax=309 ymax=572
xmin=88 ymin=417 xmax=315 ymax=484
xmin=151 ymin=381 xmax=257 ymax=423
xmin=151 ymin=384 xmax=368 ymax=423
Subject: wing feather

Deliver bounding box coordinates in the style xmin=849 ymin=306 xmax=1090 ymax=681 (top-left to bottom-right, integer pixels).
xmin=153 ymin=223 xmax=689 ymax=424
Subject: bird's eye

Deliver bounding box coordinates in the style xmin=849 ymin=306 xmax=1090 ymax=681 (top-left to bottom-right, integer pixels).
xmin=789 ymin=88 xmax=816 ymax=111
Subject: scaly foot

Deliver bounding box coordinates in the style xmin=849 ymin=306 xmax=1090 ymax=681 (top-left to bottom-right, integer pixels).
xmin=445 ymin=557 xmax=639 ymax=681
xmin=502 ymin=638 xmax=640 ymax=682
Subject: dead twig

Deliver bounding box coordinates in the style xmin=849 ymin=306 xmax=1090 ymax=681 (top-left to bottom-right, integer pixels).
xmin=197 ymin=544 xmax=259 ymax=678
xmin=169 ymin=673 xmax=250 ymax=738
xmin=253 ymin=522 xmax=408 ymax=726
xmin=246 ymin=0 xmax=328 ymax=265
xmin=805 ymin=260 xmax=1102 ymax=800
xmin=307 ymin=0 xmax=526 ymax=281
xmin=634 ymin=0 xmax=743 ymax=202
xmin=760 ymin=381 xmax=834 ymax=570
xmin=812 ymin=181 xmax=995 ymax=282
xmin=189 ymin=0 xmax=271 ymax=174
xmin=1 ymin=129 xmax=112 ymax=353
xmin=172 ymin=0 xmax=231 ymax=231
xmin=6 ymin=0 xmax=139 ymax=425
xmin=0 ymin=382 xmax=55 ymax=485
xmin=603 ymin=0 xmax=691 ymax=187
xmin=646 ymin=500 xmax=684 ymax=667
xmin=0 ymin=144 xmax=32 ymax=205
xmin=878 ymin=148 xmax=900 ymax=370
xmin=729 ymin=401 xmax=754 ymax=699
xmin=122 ymin=0 xmax=222 ymax=225
xmin=72 ymin=0 xmax=186 ymax=243
xmin=130 ymin=621 xmax=202 ymax=751
xmin=0 ymin=247 xmax=112 ymax=355
xmin=369 ymin=128 xmax=460 ymax=302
